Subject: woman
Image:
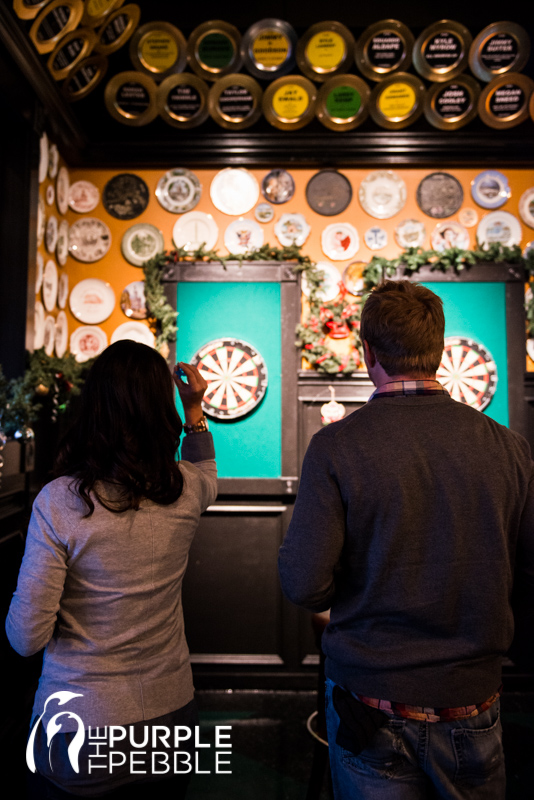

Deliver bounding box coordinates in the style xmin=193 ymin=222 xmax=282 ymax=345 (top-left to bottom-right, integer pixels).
xmin=6 ymin=341 xmax=217 ymax=798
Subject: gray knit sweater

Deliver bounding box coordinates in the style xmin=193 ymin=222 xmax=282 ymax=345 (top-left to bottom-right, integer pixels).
xmin=279 ymin=394 xmax=534 ymax=707
xmin=6 ymin=432 xmax=217 ymax=732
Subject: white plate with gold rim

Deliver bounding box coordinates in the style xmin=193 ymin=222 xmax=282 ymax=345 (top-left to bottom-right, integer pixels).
xmin=69 ymin=278 xmax=115 ymax=324
xmin=172 ymin=211 xmax=218 ymax=252
xmin=70 ymin=326 xmax=108 ymax=362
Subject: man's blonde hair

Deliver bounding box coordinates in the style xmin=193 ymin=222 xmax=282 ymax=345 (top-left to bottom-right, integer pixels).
xmin=360 ymin=280 xmax=445 ymax=377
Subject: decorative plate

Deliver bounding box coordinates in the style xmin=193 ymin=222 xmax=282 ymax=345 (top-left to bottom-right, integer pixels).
xmin=120 ymin=281 xmax=147 ymax=320
xmin=56 ymin=165 xmax=69 ymax=215
xmin=519 ymin=188 xmax=534 ymax=229
xmin=224 ymin=218 xmax=264 ymax=254
xmin=274 ymin=213 xmax=311 ymax=247
xmin=45 ymin=215 xmax=58 ymax=254
xmin=39 ymin=132 xmax=49 ymax=183
xmin=321 ymin=222 xmax=360 ymax=260
xmin=56 ymin=219 xmax=69 ymax=266
xmin=305 ymin=169 xmax=352 ymax=216
xmin=210 ymin=168 xmax=259 ymax=215
xmin=155 ymin=168 xmax=202 ymax=214
xmin=48 ymin=142 xmax=59 ymax=179
xmin=58 ymin=272 xmax=68 ymax=309
xmin=431 ymin=221 xmax=470 ymax=251
xmin=172 ymin=211 xmax=219 ymax=252
xmin=69 ymin=278 xmax=116 ymax=324
xmin=37 ymin=195 xmax=45 ymax=246
xmin=190 ymin=338 xmax=268 ymax=420
xmin=69 ymin=217 xmax=112 ymax=262
xmin=255 ymin=203 xmax=274 ymax=223
xmin=69 ymin=180 xmax=100 ymax=213
xmin=261 ymin=169 xmax=295 ymax=204
xmin=527 ymin=338 xmax=534 ymax=363
xmin=102 ymin=174 xmax=149 ymax=220
xmin=70 ymin=326 xmax=108 ymax=362
xmin=437 ymin=336 xmax=497 ymax=411
xmin=523 ymin=241 xmax=534 ymax=259
xmin=342 ymin=261 xmax=366 ymax=296
xmin=121 ymin=223 xmax=165 ymax=266
xmin=43 ymin=315 xmax=56 ymax=356
xmin=416 ymin=172 xmax=464 ymax=218
xmin=395 ymin=219 xmax=426 ymax=249
xmin=359 ymin=170 xmax=407 ymax=219
xmin=477 ymin=211 xmax=522 ymax=248
xmin=55 ymin=310 xmax=68 ymax=358
xmin=36 ymin=251 xmax=44 ymax=294
xmin=110 ymin=321 xmax=155 ymax=347
xmin=42 ymin=260 xmax=58 ymax=312
xmin=364 ymin=226 xmax=388 ymax=250
xmin=46 ymin=184 xmax=55 ymax=206
xmin=34 ymin=301 xmax=45 ymax=350
xmin=458 ymin=208 xmax=478 ymax=228
xmin=471 ymin=170 xmax=511 ymax=210
xmin=301 ymin=262 xmax=342 ymax=302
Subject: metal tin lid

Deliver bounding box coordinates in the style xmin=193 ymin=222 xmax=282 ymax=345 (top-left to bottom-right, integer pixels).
xmin=241 ymin=18 xmax=297 ymax=80
xmin=306 ymin=169 xmax=353 ymax=216
xmin=62 ymin=55 xmax=108 ymax=101
xmin=13 ymin=0 xmax=52 ymax=21
xmin=316 ymin=74 xmax=370 ymax=131
xmin=413 ymin=20 xmax=472 ymax=82
xmin=94 ymin=4 xmax=140 ymax=56
xmin=129 ymin=21 xmax=187 ymax=81
xmin=263 ymin=74 xmax=317 ymax=131
xmin=296 ymin=21 xmax=355 ymax=82
xmin=47 ymin=27 xmax=98 ymax=81
xmin=187 ymin=20 xmax=242 ymax=80
xmin=29 ymin=0 xmax=84 ymax=54
xmin=355 ymin=19 xmax=414 ymax=82
xmin=369 ymin=72 xmax=425 ymax=129
xmin=469 ymin=22 xmax=530 ymax=83
xmin=81 ymin=0 xmax=124 ymax=28
xmin=424 ymin=74 xmax=480 ymax=130
xmin=102 ymin=173 xmax=149 ymax=219
xmin=478 ymin=72 xmax=534 ymax=129
xmin=157 ymin=74 xmax=210 ymax=129
xmin=104 ymin=70 xmax=158 ymax=125
xmin=416 ymin=172 xmax=464 ymax=219
xmin=208 ymin=74 xmax=263 ymax=130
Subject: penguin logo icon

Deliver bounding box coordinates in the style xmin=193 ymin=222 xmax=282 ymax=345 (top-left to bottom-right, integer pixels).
xmin=26 ymin=691 xmax=85 ymax=774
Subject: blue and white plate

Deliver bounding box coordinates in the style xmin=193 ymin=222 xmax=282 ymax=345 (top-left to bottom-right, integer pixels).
xmin=471 ymin=170 xmax=510 ymax=210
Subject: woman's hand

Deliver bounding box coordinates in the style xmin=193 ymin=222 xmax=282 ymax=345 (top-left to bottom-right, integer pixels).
xmin=173 ymin=362 xmax=208 ymax=425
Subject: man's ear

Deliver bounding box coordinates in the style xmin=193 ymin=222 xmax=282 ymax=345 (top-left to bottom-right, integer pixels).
xmin=363 ymin=340 xmax=376 ymax=368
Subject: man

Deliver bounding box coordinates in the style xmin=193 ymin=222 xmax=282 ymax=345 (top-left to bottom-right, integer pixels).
xmin=279 ymin=280 xmax=534 ymax=799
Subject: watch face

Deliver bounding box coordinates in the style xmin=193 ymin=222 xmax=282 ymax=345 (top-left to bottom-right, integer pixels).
xmin=190 ymin=338 xmax=268 ymax=420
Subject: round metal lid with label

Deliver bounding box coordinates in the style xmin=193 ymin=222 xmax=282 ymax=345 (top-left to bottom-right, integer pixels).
xmin=47 ymin=27 xmax=98 ymax=81
xmin=469 ymin=22 xmax=530 ymax=83
xmin=191 ymin=338 xmax=268 ymax=421
xmin=416 ymin=172 xmax=464 ymax=219
xmin=94 ymin=4 xmax=140 ymax=56
xmin=478 ymin=73 xmax=533 ymax=129
xmin=413 ymin=20 xmax=472 ymax=82
xmin=62 ymin=55 xmax=108 ymax=102
xmin=103 ymin=173 xmax=149 ymax=220
xmin=208 ymin=74 xmax=263 ymax=130
xmin=424 ymin=75 xmax=480 ymax=130
xmin=263 ymin=75 xmax=317 ymax=131
xmin=187 ymin=21 xmax=242 ymax=80
xmin=316 ymin=74 xmax=370 ymax=131
xmin=241 ymin=18 xmax=297 ymax=79
xmin=369 ymin=72 xmax=425 ymax=129
xmin=355 ymin=19 xmax=414 ymax=82
xmin=13 ymin=0 xmax=52 ymax=21
xmin=296 ymin=21 xmax=355 ymax=82
xmin=306 ymin=169 xmax=353 ymax=217
xmin=158 ymin=74 xmax=210 ymax=129
xmin=129 ymin=21 xmax=187 ymax=81
xmin=29 ymin=0 xmax=84 ymax=54
xmin=81 ymin=0 xmax=124 ymax=28
xmin=104 ymin=71 xmax=158 ymax=126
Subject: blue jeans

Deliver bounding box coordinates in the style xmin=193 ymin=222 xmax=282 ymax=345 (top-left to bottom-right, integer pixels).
xmin=325 ymin=678 xmax=506 ymax=799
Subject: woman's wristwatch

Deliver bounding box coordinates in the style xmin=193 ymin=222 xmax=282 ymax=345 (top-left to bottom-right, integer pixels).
xmin=183 ymin=415 xmax=209 ymax=434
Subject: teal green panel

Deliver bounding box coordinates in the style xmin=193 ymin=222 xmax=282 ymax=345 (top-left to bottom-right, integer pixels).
xmin=421 ymin=282 xmax=509 ymax=426
xmin=176 ymin=282 xmax=281 ymax=477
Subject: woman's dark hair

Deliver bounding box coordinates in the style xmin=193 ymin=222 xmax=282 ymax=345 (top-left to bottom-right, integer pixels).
xmin=54 ymin=340 xmax=183 ymax=515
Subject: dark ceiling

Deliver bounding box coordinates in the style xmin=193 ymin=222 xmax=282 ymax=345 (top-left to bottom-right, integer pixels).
xmin=1 ymin=0 xmax=533 ymax=168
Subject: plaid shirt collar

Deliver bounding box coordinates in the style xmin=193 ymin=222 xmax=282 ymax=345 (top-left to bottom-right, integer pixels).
xmin=369 ymin=379 xmax=449 ymax=401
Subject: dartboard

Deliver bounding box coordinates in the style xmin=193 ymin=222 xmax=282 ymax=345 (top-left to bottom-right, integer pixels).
xmin=437 ymin=337 xmax=498 ymax=411
xmin=191 ymin=338 xmax=268 ymax=420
